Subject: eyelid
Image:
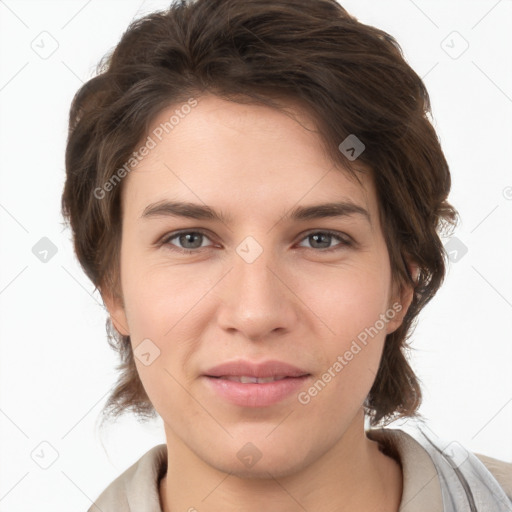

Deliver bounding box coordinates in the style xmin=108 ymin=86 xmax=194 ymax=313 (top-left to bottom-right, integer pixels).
xmin=159 ymin=228 xmax=354 ymax=253
xmin=296 ymin=229 xmax=353 ymax=250
xmin=159 ymin=229 xmax=216 ymax=249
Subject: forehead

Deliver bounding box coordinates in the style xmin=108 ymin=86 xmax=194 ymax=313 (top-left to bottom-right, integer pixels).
xmin=121 ymin=94 xmax=376 ymax=224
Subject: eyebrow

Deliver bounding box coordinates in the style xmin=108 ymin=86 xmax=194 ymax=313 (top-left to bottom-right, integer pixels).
xmin=140 ymin=200 xmax=370 ymax=224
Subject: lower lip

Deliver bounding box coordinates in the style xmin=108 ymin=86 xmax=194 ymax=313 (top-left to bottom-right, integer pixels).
xmin=204 ymin=375 xmax=310 ymax=407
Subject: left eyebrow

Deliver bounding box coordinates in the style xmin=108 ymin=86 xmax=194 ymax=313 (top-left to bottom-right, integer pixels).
xmin=285 ymin=201 xmax=370 ymax=224
xmin=140 ymin=200 xmax=370 ymax=224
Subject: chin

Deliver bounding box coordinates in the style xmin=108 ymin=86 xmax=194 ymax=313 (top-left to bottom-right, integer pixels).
xmin=204 ymin=443 xmax=312 ymax=480
xmin=220 ymin=457 xmax=306 ymax=481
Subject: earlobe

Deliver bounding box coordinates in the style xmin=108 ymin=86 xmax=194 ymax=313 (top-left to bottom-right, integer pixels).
xmin=408 ymin=262 xmax=419 ymax=283
xmin=386 ymin=262 xmax=418 ymax=334
xmin=110 ymin=312 xmax=130 ymax=337
xmin=100 ymin=286 xmax=130 ymax=337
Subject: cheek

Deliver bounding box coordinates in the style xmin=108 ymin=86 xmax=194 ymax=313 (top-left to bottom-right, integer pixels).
xmin=293 ymin=260 xmax=392 ymax=408
xmin=120 ymin=259 xmax=219 ymax=403
xmin=296 ymin=267 xmax=390 ymax=416
xmin=294 ymin=257 xmax=392 ymax=341
xmin=121 ymin=256 xmax=221 ymax=339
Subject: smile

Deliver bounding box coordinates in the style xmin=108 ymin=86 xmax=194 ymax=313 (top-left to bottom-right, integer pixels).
xmin=214 ymin=375 xmax=288 ymax=383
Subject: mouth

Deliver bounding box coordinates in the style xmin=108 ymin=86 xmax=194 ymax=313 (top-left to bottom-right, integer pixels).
xmin=208 ymin=375 xmax=301 ymax=384
xmin=204 ymin=359 xmax=309 ymax=379
xmin=202 ymin=359 xmax=311 ymax=407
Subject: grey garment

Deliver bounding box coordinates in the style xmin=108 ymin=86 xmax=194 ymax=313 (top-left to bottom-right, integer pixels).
xmin=88 ymin=427 xmax=512 ymax=511
xmin=88 ymin=444 xmax=166 ymax=512
xmin=366 ymin=427 xmax=444 ymax=511
xmin=410 ymin=424 xmax=512 ymax=511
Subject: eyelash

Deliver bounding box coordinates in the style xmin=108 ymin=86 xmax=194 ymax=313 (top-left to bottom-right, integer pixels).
xmin=159 ymin=229 xmax=353 ymax=255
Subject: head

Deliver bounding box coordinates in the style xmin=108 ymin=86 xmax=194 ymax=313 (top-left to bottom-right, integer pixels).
xmin=61 ymin=0 xmax=457 ymax=463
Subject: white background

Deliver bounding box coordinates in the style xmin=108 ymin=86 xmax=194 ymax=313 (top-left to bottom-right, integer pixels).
xmin=0 ymin=0 xmax=511 ymax=510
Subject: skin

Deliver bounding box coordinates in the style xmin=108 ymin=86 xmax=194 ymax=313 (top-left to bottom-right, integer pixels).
xmin=103 ymin=94 xmax=415 ymax=512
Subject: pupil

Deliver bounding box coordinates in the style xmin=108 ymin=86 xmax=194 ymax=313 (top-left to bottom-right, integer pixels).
xmin=312 ymin=233 xmax=330 ymax=248
xmin=181 ymin=233 xmax=202 ymax=248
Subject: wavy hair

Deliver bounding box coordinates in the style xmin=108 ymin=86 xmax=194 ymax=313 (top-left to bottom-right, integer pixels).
xmin=61 ymin=0 xmax=457 ymax=427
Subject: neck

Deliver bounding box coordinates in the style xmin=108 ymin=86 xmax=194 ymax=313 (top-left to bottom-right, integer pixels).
xmin=159 ymin=410 xmax=402 ymax=512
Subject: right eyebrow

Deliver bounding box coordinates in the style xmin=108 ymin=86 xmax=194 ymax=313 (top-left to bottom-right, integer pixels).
xmin=140 ymin=200 xmax=232 ymax=223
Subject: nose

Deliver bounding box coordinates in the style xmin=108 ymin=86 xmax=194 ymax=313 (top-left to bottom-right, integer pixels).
xmin=216 ymin=239 xmax=299 ymax=341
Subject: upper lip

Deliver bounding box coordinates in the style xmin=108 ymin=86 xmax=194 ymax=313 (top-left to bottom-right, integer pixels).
xmin=204 ymin=360 xmax=310 ymax=378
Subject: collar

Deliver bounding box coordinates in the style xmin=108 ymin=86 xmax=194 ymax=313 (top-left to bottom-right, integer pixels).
xmin=366 ymin=427 xmax=443 ymax=512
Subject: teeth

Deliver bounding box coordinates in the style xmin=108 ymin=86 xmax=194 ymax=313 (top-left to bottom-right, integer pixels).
xmin=223 ymin=375 xmax=287 ymax=383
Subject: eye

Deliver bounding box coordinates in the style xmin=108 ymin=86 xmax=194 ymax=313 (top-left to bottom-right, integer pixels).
xmin=159 ymin=229 xmax=353 ymax=254
xmin=161 ymin=230 xmax=214 ymax=253
xmin=297 ymin=230 xmax=352 ymax=251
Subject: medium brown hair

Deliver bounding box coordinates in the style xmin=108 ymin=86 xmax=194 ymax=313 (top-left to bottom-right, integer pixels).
xmin=61 ymin=0 xmax=457 ymax=427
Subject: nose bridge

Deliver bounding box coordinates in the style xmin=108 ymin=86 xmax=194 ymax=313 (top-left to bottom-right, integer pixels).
xmin=235 ymin=238 xmax=276 ymax=298
xmin=216 ymin=234 xmax=297 ymax=338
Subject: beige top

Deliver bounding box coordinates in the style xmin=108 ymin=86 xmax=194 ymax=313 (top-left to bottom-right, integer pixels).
xmin=88 ymin=428 xmax=512 ymax=512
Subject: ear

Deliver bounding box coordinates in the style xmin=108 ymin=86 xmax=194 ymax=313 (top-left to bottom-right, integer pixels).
xmin=100 ymin=284 xmax=130 ymax=337
xmin=385 ymin=261 xmax=418 ymax=335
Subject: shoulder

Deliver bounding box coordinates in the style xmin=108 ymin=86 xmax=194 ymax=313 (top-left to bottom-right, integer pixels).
xmin=475 ymin=452 xmax=512 ymax=501
xmin=87 ymin=444 xmax=167 ymax=512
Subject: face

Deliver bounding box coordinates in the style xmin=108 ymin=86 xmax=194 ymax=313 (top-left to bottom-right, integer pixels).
xmin=104 ymin=94 xmax=412 ymax=478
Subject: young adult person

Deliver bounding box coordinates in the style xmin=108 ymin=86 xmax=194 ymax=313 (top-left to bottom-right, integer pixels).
xmin=61 ymin=1 xmax=512 ymax=510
